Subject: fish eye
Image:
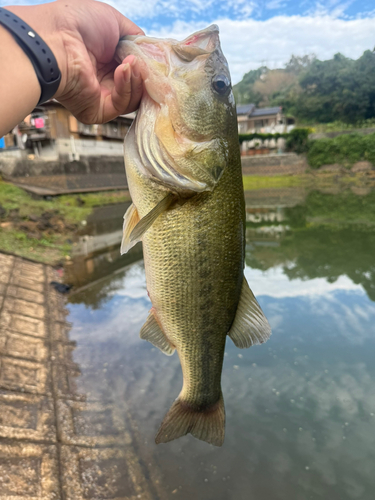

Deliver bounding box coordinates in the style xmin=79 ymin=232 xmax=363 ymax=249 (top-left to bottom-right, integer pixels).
xmin=212 ymin=74 xmax=231 ymax=95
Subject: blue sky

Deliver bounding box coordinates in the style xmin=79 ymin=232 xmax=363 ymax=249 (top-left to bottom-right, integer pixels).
xmin=2 ymin=0 xmax=375 ymax=82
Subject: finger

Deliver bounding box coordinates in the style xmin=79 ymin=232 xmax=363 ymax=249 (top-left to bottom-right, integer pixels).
xmin=102 ymin=62 xmax=132 ymax=122
xmin=124 ymin=57 xmax=144 ymax=114
xmin=113 ymin=9 xmax=145 ymax=37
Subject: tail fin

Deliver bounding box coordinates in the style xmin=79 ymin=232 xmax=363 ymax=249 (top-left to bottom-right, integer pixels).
xmin=155 ymin=394 xmax=225 ymax=446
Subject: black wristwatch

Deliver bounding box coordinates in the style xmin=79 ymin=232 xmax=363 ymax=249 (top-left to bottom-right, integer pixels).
xmin=0 ymin=7 xmax=61 ymax=105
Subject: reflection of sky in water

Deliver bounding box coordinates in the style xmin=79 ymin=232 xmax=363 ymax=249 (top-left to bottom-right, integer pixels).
xmin=67 ymin=259 xmax=375 ymax=500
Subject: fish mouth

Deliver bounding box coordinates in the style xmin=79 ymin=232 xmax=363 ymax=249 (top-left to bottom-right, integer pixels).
xmin=116 ymin=25 xmax=220 ymax=105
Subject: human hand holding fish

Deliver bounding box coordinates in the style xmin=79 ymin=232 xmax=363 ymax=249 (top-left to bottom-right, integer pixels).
xmin=0 ymin=0 xmax=144 ymax=136
xmin=117 ymin=26 xmax=272 ymax=446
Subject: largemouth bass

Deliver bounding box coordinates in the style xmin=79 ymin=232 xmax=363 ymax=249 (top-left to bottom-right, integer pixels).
xmin=116 ymin=25 xmax=271 ymax=446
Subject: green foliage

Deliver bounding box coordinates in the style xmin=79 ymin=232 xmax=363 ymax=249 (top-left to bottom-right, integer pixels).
xmin=285 ymin=128 xmax=311 ymax=154
xmin=307 ymin=132 xmax=375 ymax=168
xmin=234 ymin=49 xmax=375 ymax=124
xmin=238 ymin=132 xmax=287 ymax=144
xmin=233 ymin=67 xmax=266 ymax=105
xmin=284 ymin=50 xmax=375 ymax=123
xmin=312 ymin=119 xmax=375 ymax=133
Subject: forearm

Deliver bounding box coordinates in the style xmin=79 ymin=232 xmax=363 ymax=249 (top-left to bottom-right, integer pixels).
xmin=0 ymin=0 xmax=143 ymax=134
xmin=0 ymin=23 xmax=40 ymax=137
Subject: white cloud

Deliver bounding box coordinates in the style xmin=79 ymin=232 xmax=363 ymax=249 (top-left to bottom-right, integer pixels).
xmin=145 ymin=15 xmax=375 ymax=83
xmin=245 ymin=265 xmax=366 ymax=298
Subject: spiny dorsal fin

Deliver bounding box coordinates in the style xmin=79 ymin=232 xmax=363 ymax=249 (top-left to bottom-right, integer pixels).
xmin=130 ymin=193 xmax=176 ymax=243
xmin=121 ymin=203 xmax=140 ymax=255
xmin=140 ymin=310 xmax=175 ymax=356
xmin=228 ymin=277 xmax=271 ymax=348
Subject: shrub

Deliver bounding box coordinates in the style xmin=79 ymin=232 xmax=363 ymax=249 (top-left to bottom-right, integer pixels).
xmin=307 ymin=132 xmax=375 ymax=169
xmin=285 ymin=128 xmax=310 ymax=154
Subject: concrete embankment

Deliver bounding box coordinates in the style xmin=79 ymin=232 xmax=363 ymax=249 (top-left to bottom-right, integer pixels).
xmin=0 ymin=156 xmax=127 ymax=195
xmin=0 ymin=153 xmax=308 ymax=195
xmin=241 ymin=153 xmax=308 ymax=176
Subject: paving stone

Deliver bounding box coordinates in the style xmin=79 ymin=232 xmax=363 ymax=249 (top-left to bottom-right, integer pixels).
xmin=52 ymin=361 xmax=117 ymax=403
xmin=3 ymin=297 xmax=46 ymax=320
xmin=60 ymin=446 xmax=151 ymax=500
xmin=0 ymin=254 xmax=14 ymax=267
xmin=50 ymin=321 xmax=72 ymax=343
xmin=0 ymin=311 xmax=47 ymax=338
xmin=52 ymin=363 xmax=84 ymax=402
xmin=0 ymin=442 xmax=60 ymax=499
xmin=51 ymin=342 xmax=77 ymax=367
xmin=0 ymin=283 xmax=6 ymax=296
xmin=57 ymin=400 xmax=130 ymax=447
xmin=12 ymin=266 xmax=45 ymax=284
xmin=0 ymin=331 xmax=49 ymax=363
xmin=48 ymin=290 xmax=66 ymax=313
xmin=9 ymin=274 xmax=45 ymax=292
xmin=7 ymin=285 xmax=45 ymax=305
xmin=50 ymin=307 xmax=67 ymax=323
xmin=0 ymin=269 xmax=12 ymax=285
xmin=13 ymin=260 xmax=45 ymax=275
xmin=0 ymin=391 xmax=56 ymax=442
xmin=0 ymin=356 xmax=51 ymax=395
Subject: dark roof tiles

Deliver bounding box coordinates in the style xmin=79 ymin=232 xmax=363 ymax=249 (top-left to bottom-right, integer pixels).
xmin=236 ymin=105 xmax=282 ymax=117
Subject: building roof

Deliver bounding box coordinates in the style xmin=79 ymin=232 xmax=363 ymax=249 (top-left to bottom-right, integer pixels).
xmin=250 ymin=107 xmax=282 ymax=117
xmin=236 ymin=104 xmax=282 ymax=118
xmin=236 ymin=104 xmax=256 ymax=115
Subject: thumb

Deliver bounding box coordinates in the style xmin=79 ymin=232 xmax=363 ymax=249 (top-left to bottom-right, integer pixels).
xmin=113 ymin=9 xmax=145 ymax=38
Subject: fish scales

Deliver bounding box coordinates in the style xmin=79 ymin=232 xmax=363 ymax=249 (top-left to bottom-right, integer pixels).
xmin=117 ymin=25 xmax=271 ymax=446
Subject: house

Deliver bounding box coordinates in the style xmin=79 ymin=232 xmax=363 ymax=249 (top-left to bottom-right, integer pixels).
xmin=1 ymin=100 xmax=134 ymax=161
xmin=237 ymin=104 xmax=294 ymax=134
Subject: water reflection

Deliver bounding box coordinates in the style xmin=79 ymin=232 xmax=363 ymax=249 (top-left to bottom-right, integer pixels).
xmin=64 ymin=186 xmax=375 ymax=499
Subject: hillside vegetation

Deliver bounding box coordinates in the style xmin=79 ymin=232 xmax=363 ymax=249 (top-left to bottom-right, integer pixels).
xmin=233 ymin=51 xmax=375 ymax=125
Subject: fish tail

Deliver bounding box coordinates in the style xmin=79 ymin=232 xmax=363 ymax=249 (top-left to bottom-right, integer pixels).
xmin=155 ymin=393 xmax=225 ymax=446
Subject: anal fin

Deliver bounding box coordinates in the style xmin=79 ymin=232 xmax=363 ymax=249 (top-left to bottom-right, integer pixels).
xmin=140 ymin=310 xmax=175 ymax=356
xmin=121 ymin=203 xmax=140 ymax=255
xmin=228 ymin=277 xmax=272 ymax=348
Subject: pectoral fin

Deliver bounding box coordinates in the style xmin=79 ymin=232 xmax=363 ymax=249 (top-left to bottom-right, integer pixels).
xmin=228 ymin=278 xmax=272 ymax=348
xmin=129 ymin=193 xmax=176 ymax=243
xmin=121 ymin=203 xmax=140 ymax=255
xmin=140 ymin=310 xmax=175 ymax=355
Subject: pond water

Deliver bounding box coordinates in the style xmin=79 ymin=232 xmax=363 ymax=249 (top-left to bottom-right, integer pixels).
xmin=65 ymin=186 xmax=375 ymax=500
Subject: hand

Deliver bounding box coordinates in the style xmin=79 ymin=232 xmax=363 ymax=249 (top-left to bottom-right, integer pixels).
xmin=7 ymin=0 xmax=144 ymax=124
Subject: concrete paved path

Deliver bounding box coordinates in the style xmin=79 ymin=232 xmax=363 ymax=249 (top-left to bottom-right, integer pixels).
xmin=0 ymin=253 xmax=164 ymax=500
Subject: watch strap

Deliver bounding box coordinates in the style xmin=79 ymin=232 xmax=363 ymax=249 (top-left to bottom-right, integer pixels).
xmin=0 ymin=7 xmax=61 ymax=105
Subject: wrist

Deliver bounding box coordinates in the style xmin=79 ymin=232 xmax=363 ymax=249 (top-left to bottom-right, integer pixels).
xmin=4 ymin=3 xmax=67 ymax=99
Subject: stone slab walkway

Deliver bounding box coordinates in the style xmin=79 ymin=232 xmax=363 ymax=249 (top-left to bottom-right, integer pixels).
xmin=0 ymin=253 xmax=163 ymax=500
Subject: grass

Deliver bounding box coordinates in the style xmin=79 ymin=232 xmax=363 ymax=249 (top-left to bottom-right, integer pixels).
xmin=243 ymin=175 xmax=304 ymax=190
xmin=243 ymin=171 xmax=375 ymax=191
xmin=0 ymin=181 xmax=130 ymax=223
xmin=0 ymin=180 xmax=131 ymax=264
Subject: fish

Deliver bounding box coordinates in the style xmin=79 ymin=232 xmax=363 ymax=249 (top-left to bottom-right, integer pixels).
xmin=116 ymin=25 xmax=271 ymax=447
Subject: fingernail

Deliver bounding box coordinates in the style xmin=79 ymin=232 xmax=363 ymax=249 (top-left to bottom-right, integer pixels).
xmin=131 ymin=57 xmax=140 ymax=78
xmin=123 ymin=63 xmax=131 ymax=83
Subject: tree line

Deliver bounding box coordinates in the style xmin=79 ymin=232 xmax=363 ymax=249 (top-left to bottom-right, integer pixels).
xmin=233 ymin=50 xmax=375 ymax=124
